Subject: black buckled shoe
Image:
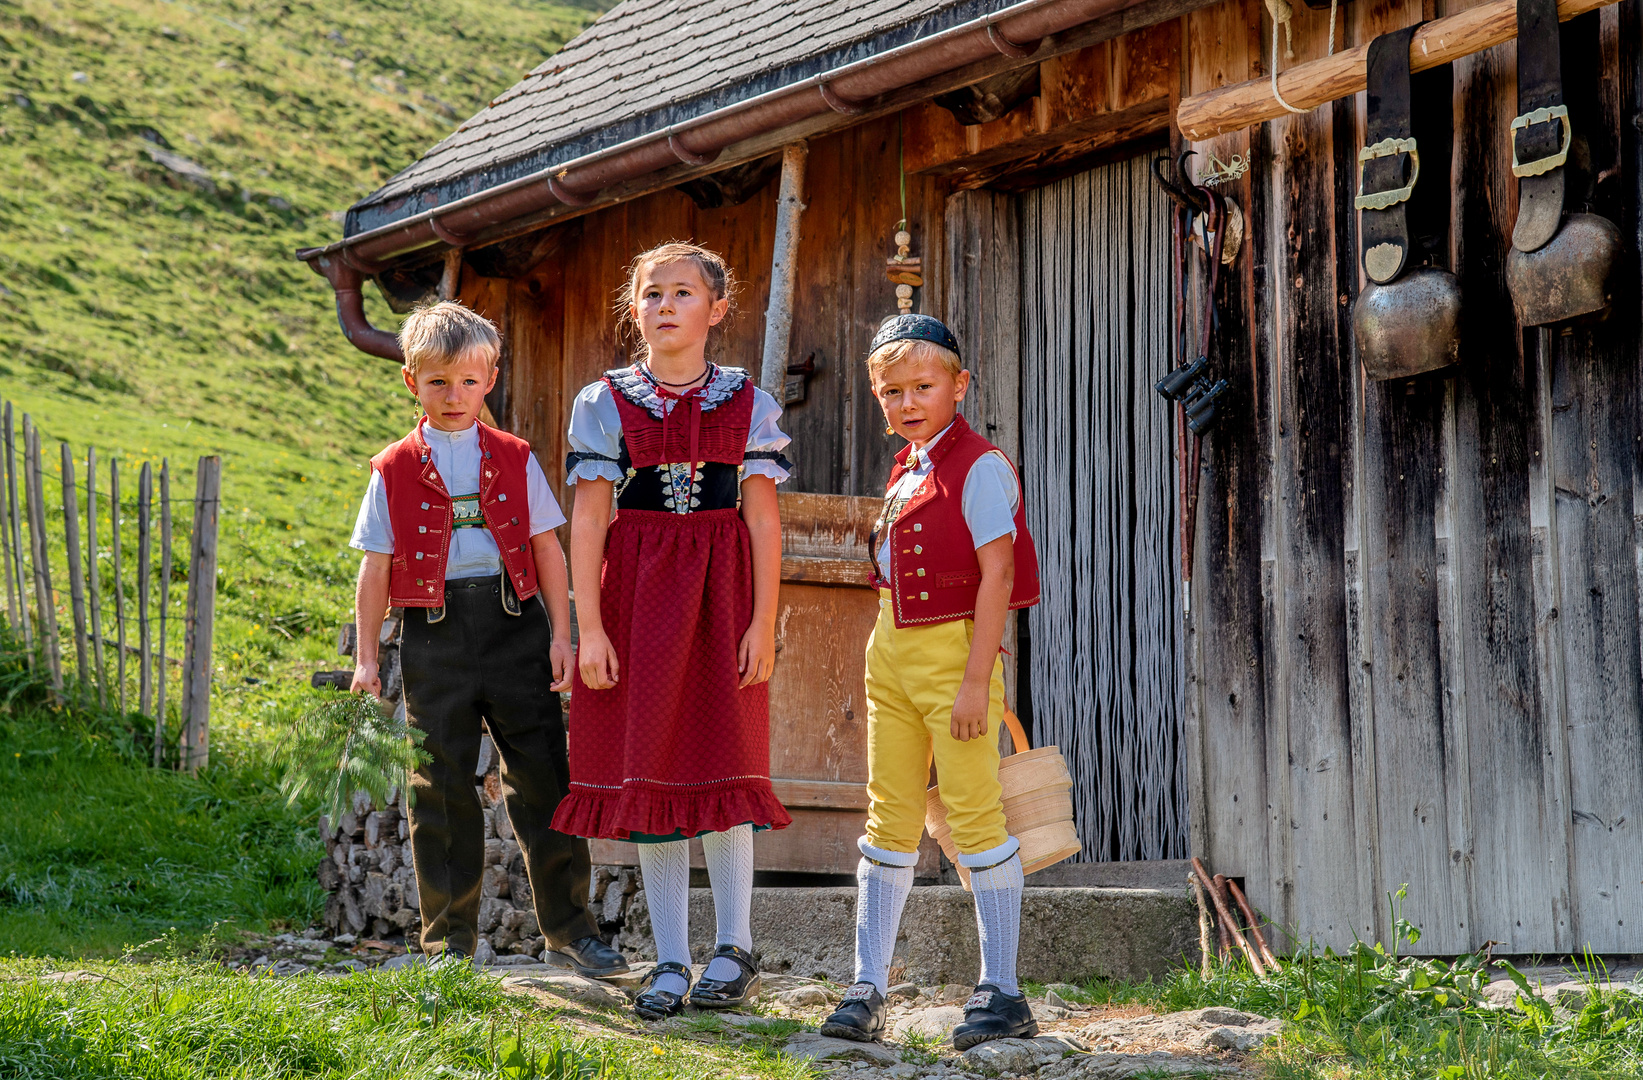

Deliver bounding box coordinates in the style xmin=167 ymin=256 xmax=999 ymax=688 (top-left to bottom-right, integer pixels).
xmin=426 ymin=946 xmax=469 ymax=968
xmin=818 ymin=982 xmax=887 ymax=1042
xmin=545 ymin=935 xmax=631 ymax=979
xmin=685 ymin=944 xmax=761 ymax=1010
xmin=632 ymin=961 xmax=692 ymax=1021
xmin=951 ymin=984 xmax=1038 ymax=1050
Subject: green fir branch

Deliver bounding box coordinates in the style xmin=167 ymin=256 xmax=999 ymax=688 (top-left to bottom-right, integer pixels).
xmin=279 ymin=692 xmax=428 ymax=823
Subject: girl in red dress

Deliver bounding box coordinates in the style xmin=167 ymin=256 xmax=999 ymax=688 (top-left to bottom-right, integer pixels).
xmin=554 ymin=243 xmax=791 ymax=1018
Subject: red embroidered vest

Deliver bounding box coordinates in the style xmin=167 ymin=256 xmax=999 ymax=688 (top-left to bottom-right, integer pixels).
xmin=371 ymin=419 xmax=539 ymax=608
xmin=872 ymin=415 xmax=1040 ymax=628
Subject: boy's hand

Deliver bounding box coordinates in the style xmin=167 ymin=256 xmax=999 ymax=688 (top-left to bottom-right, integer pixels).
xmin=950 ymin=678 xmax=991 ymax=742
xmin=350 ymin=661 xmax=381 ymax=698
xmin=549 ymin=638 xmax=574 ymax=692
xmin=578 ymin=630 xmax=620 ymax=690
xmin=737 ymin=625 xmax=776 ymax=688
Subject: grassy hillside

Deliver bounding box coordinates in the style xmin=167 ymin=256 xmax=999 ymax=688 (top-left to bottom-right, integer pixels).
xmin=0 ymin=0 xmax=601 ymax=731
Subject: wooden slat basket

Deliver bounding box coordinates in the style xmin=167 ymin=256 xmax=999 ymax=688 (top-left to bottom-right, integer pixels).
xmin=924 ymin=710 xmax=1081 ymax=890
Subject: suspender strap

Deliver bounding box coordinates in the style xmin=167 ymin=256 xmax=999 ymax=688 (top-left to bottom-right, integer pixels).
xmin=1357 ymin=25 xmax=1451 ymax=285
xmin=1511 ymin=0 xmax=1570 ymax=252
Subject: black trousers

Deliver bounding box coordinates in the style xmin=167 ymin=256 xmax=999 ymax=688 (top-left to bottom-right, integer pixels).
xmin=401 ymin=575 xmax=597 ymax=954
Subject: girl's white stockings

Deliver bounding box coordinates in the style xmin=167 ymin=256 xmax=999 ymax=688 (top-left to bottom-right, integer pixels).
xmin=636 ymin=839 xmax=692 ymax=997
xmin=701 ymin=824 xmax=754 ymax=982
xmin=637 ymin=825 xmax=756 ymax=993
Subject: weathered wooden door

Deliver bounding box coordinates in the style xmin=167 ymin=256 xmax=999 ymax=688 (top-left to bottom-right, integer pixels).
xmin=1010 ymin=154 xmax=1186 ymax=863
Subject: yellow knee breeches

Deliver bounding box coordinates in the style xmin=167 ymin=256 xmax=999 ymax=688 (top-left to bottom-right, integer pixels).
xmin=863 ymin=590 xmax=1008 ymax=856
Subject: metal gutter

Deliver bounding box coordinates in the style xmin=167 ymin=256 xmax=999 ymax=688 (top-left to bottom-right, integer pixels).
xmin=298 ymin=0 xmax=1153 ymax=356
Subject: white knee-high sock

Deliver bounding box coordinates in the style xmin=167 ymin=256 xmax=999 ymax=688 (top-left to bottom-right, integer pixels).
xmin=637 ymin=840 xmax=692 ymax=996
xmin=700 ymin=824 xmax=754 ymax=981
xmin=853 ymin=837 xmax=918 ymax=994
xmin=961 ymin=839 xmax=1023 ymax=996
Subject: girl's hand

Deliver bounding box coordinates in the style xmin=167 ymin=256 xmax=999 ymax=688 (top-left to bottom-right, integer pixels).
xmin=350 ymin=661 xmax=381 ymax=697
xmin=737 ymin=625 xmax=776 ymax=688
xmin=549 ymin=638 xmax=575 ymax=692
xmin=950 ymin=678 xmax=991 ymax=742
xmin=578 ymin=630 xmax=621 ymax=690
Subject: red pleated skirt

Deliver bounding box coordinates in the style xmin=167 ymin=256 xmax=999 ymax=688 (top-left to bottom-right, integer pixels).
xmin=552 ymin=508 xmax=792 ymax=840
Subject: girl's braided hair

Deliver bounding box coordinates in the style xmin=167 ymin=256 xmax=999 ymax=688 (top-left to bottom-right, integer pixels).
xmin=614 ymin=241 xmax=739 ymax=365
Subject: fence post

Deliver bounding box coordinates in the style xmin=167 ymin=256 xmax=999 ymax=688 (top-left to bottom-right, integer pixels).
xmin=5 ymin=405 xmax=30 ymax=660
xmin=110 ymin=458 xmax=126 ymax=714
xmin=87 ymin=448 xmax=106 ymax=709
xmin=181 ymin=456 xmax=220 ymax=773
xmin=0 ymin=408 xmax=13 ymax=632
xmin=61 ymin=443 xmax=90 ymax=703
xmin=23 ymin=418 xmax=62 ymax=696
xmin=138 ymin=462 xmax=152 ymax=718
xmin=155 ymin=459 xmax=172 ymax=766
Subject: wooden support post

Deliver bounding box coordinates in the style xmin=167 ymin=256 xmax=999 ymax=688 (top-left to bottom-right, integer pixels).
xmin=23 ymin=419 xmax=62 ymax=696
xmin=110 ymin=458 xmax=126 ymax=714
xmin=138 ymin=461 xmax=152 ymax=719
xmin=0 ymin=408 xmax=13 ymax=633
xmin=1175 ymin=0 xmax=1618 ymax=140
xmin=760 ymin=141 xmax=808 ymax=400
xmin=60 ymin=442 xmax=89 ymax=703
xmin=181 ymin=456 xmax=220 ymax=773
xmin=4 ymin=404 xmax=29 ymax=658
xmin=155 ymin=459 xmax=171 ymax=766
xmin=86 ymin=449 xmax=106 ymax=709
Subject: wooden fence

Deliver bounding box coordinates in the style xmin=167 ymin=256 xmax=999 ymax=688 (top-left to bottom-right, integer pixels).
xmin=0 ymin=401 xmax=220 ymax=771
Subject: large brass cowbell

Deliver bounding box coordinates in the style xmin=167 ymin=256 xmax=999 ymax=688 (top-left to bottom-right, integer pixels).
xmin=1504 ymin=0 xmax=1619 ymax=325
xmin=1351 ymin=25 xmax=1461 ymax=381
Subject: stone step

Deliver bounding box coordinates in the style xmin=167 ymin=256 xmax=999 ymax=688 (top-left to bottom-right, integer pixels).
xmin=618 ymin=885 xmax=1195 ymax=985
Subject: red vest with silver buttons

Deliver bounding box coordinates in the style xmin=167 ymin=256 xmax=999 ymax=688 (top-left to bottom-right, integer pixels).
xmin=370 ymin=419 xmax=539 ymax=608
xmin=872 ymin=415 xmax=1040 ymax=629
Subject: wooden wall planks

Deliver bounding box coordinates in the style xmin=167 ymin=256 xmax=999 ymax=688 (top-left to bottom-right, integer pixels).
xmin=1176 ymin=0 xmax=1643 ymax=953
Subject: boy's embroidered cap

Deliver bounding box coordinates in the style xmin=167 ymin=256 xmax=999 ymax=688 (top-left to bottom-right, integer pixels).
xmin=871 ymin=314 xmax=961 ymax=359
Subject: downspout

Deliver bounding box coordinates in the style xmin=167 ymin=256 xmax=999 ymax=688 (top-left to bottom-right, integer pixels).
xmin=311 ymin=253 xmax=404 ymax=362
xmin=301 ymin=0 xmax=1156 ymax=359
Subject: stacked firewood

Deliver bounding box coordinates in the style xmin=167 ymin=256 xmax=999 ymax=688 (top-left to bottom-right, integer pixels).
xmin=316 ymin=736 xmax=642 ymax=957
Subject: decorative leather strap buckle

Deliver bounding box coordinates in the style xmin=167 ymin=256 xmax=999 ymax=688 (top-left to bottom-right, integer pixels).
xmin=1510 ymin=105 xmax=1571 ymax=178
xmin=1354 ymin=137 xmax=1420 ymax=211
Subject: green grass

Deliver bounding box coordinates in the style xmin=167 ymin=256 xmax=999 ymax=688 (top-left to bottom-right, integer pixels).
xmin=0 ymin=955 xmax=820 ymax=1080
xmin=0 ymin=637 xmax=323 ymax=956
xmin=0 ymin=0 xmax=603 ymax=720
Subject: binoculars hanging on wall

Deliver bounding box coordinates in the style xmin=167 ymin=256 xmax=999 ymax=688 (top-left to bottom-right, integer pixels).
xmin=1155 ymin=355 xmax=1228 ymax=435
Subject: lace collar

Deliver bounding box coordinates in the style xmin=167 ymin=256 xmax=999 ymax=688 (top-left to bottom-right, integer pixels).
xmin=604 ymin=363 xmax=751 ymax=419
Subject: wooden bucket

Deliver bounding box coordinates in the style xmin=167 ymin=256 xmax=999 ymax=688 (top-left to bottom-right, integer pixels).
xmin=925 ymin=710 xmax=1082 ymax=890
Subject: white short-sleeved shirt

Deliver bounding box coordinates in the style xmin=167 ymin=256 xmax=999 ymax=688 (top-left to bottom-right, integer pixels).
xmin=350 ymin=421 xmax=566 ymax=579
xmin=565 ymin=365 xmax=792 ymax=485
xmin=874 ymin=421 xmax=1020 ymax=571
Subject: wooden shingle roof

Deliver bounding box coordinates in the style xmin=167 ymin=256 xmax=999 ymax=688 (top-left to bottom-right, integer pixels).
xmin=347 ymin=0 xmax=1013 ymax=234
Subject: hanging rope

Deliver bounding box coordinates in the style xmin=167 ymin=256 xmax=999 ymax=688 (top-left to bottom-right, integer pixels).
xmin=1267 ymin=0 xmax=1339 ymax=116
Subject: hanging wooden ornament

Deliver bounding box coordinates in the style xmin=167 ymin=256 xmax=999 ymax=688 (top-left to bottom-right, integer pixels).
xmin=886 ymin=228 xmax=923 ymax=314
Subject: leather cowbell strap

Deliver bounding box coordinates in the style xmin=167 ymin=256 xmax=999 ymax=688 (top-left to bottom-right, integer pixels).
xmin=1511 ymin=0 xmax=1570 ymax=253
xmin=1357 ymin=24 xmax=1452 ymax=285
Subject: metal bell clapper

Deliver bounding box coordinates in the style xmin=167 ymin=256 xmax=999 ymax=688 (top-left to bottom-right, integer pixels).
xmin=1353 ymin=267 xmax=1464 ymax=381
xmin=1506 ymin=212 xmax=1621 ymax=327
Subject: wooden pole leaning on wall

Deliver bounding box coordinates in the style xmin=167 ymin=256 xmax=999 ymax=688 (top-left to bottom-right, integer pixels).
xmin=759 ymin=141 xmax=808 ymax=401
xmin=110 ymin=458 xmax=126 ymax=714
xmin=60 ymin=443 xmax=90 ymax=703
xmin=86 ymin=449 xmax=106 ymax=709
xmin=181 ymin=456 xmax=220 ymax=773
xmin=138 ymin=462 xmax=153 ymax=719
xmin=155 ymin=459 xmax=171 ymax=766
xmin=5 ymin=405 xmax=30 ymax=660
xmin=1175 ymin=0 xmax=1618 ymax=141
xmin=23 ymin=419 xmax=63 ymax=697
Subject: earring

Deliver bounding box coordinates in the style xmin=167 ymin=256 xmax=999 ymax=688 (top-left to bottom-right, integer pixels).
xmin=885 ymin=425 xmax=894 ymax=435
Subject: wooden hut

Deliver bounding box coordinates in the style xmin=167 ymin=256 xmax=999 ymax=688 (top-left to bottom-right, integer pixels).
xmin=301 ymin=0 xmax=1643 ymax=956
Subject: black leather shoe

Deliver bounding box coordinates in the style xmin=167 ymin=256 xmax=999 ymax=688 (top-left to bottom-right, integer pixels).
xmin=951 ymin=984 xmax=1038 ymax=1049
xmin=426 ymin=946 xmax=469 ymax=968
xmin=545 ymin=935 xmax=631 ymax=979
xmin=633 ymin=961 xmax=692 ymax=1021
xmin=686 ymin=944 xmax=761 ymax=1009
xmin=818 ymin=982 xmax=887 ymax=1042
